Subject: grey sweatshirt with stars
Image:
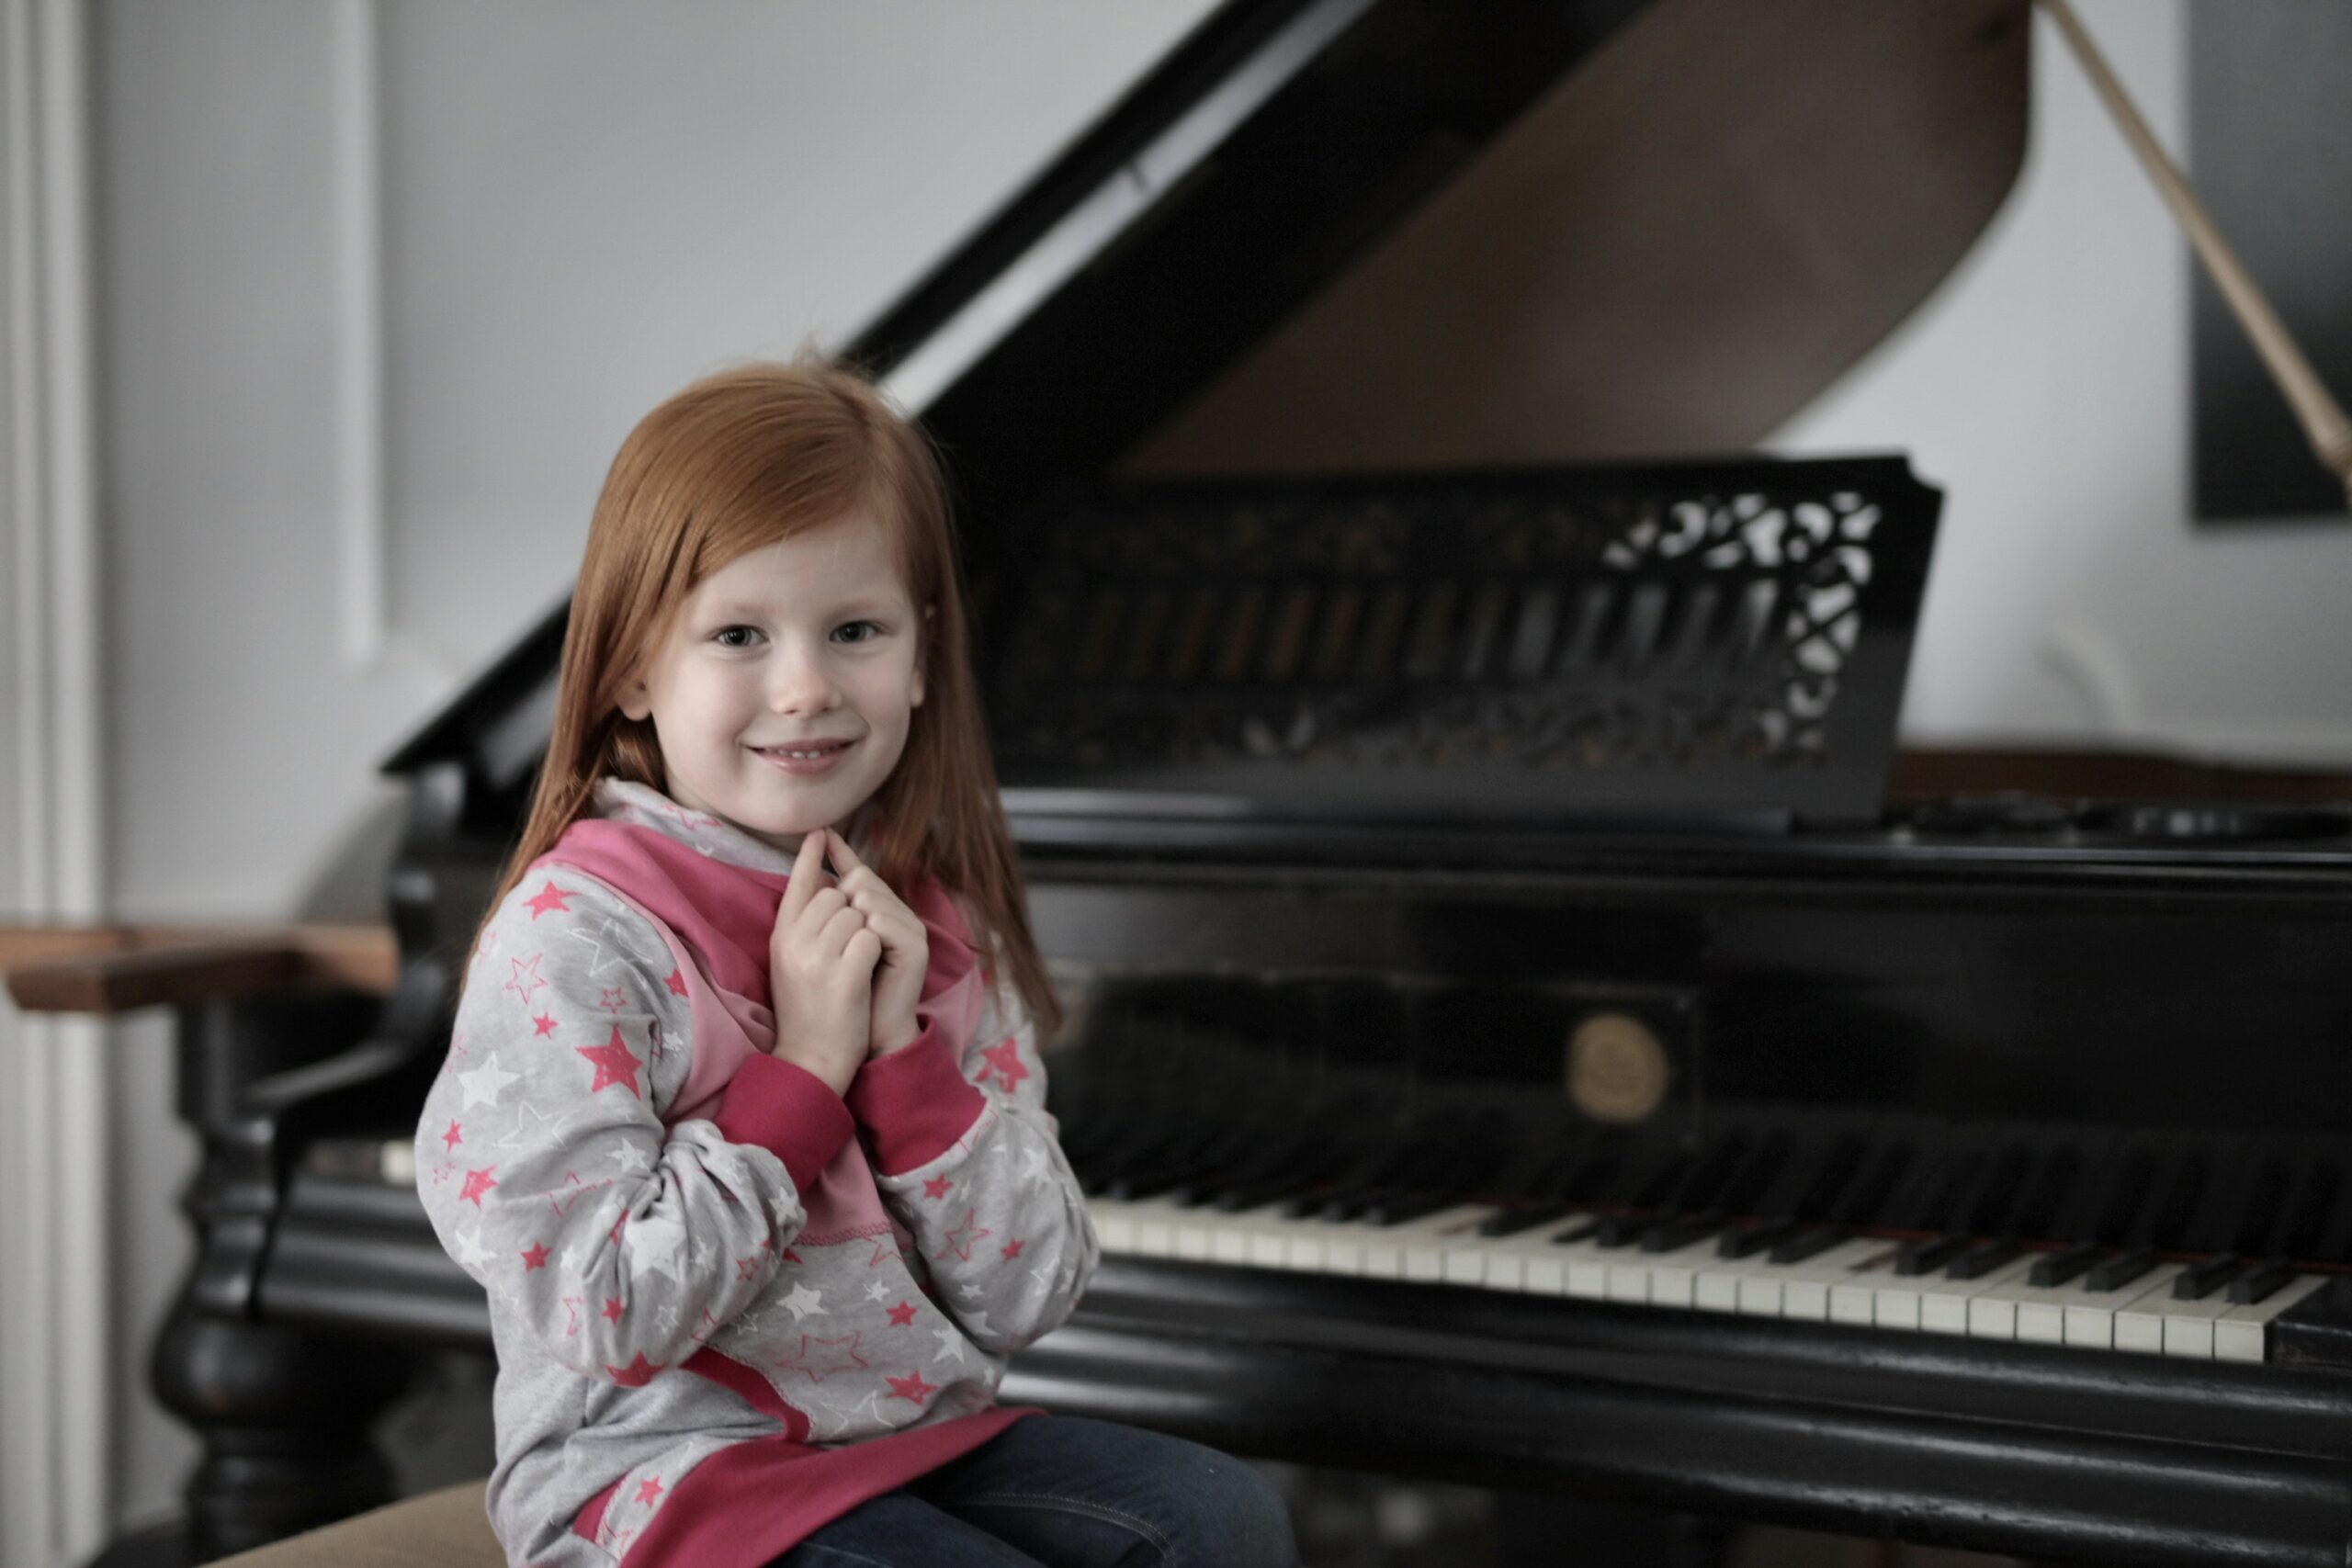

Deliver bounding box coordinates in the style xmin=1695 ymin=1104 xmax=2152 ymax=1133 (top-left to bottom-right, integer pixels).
xmin=412 ymin=781 xmax=1098 ymax=1567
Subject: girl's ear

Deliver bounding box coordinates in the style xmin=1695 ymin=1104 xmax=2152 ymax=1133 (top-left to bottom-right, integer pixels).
xmin=617 ymin=671 xmax=652 ymax=722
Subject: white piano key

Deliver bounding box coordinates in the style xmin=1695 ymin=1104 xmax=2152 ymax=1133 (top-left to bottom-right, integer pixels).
xmin=2160 ymin=1289 xmax=2242 ymax=1359
xmin=1917 ymin=1254 xmax=2041 ymax=1335
xmin=1367 ymin=1204 xmax=1496 ymax=1281
xmin=2115 ymin=1269 xmax=2196 ymax=1354
xmin=1770 ymin=1239 xmax=1895 ymax=1321
xmin=1467 ymin=1222 xmax=1600 ymax=1295
xmin=1690 ymin=1239 xmax=1788 ymax=1314
xmin=2213 ymin=1273 xmax=2329 ymax=1364
xmin=1828 ymin=1244 xmax=1905 ymax=1325
xmin=1644 ymin=1235 xmax=1730 ymax=1308
xmin=2064 ymin=1263 xmax=2188 ymax=1349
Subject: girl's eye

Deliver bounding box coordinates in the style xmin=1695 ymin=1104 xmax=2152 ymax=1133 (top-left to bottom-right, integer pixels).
xmin=833 ymin=621 xmax=881 ymax=644
xmin=714 ymin=626 xmax=762 ymax=649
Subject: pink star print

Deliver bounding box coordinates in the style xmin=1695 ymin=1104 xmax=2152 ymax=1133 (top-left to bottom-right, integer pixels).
xmin=525 ymin=881 xmax=575 ymax=919
xmin=886 ymin=1370 xmax=939 ymax=1404
xmin=522 ymin=1242 xmax=550 ymax=1271
xmin=775 ymin=1333 xmax=870 ymax=1384
xmin=532 ymin=1011 xmax=558 ymax=1037
xmin=636 ymin=1476 xmax=665 ymax=1506
xmin=459 ymin=1166 xmax=499 ymax=1207
xmin=604 ymin=1297 xmax=625 ymax=1323
xmin=1001 ymin=1238 xmax=1025 ymax=1261
xmin=736 ymin=1256 xmax=760 ymax=1280
xmin=606 ymin=1352 xmax=662 ymax=1387
xmin=887 ymin=1300 xmax=917 ymax=1326
xmin=441 ymin=1120 xmax=462 ymax=1152
xmin=933 ymin=1208 xmax=993 ymax=1263
xmin=664 ymin=966 xmax=689 ymax=998
xmin=578 ymin=1024 xmax=644 ymax=1097
xmin=504 ymin=953 xmax=547 ymax=1007
xmin=922 ymin=1176 xmax=953 ymax=1200
xmin=979 ymin=1035 xmax=1029 ymax=1094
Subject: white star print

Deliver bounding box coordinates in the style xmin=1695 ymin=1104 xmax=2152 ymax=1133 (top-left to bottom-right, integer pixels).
xmin=932 ymin=1325 xmax=969 ymax=1364
xmin=458 ymin=1055 xmax=520 ymax=1110
xmin=781 ymin=1283 xmax=825 ymax=1322
xmin=563 ymin=914 xmax=644 ymax=979
xmin=864 ymin=1280 xmax=893 ymax=1304
xmin=1019 ymin=1145 xmax=1052 ymax=1180
xmin=960 ymin=1308 xmax=991 ymax=1336
xmin=614 ymin=1142 xmax=653 ymax=1175
xmin=628 ymin=1214 xmax=688 ymax=1283
xmin=453 ymin=1225 xmax=492 ymax=1270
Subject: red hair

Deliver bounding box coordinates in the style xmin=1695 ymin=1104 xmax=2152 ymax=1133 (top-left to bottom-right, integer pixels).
xmin=484 ymin=357 xmax=1059 ymax=1038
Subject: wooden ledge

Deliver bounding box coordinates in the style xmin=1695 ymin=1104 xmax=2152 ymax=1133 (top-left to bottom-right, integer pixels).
xmin=0 ymin=923 xmax=398 ymax=1016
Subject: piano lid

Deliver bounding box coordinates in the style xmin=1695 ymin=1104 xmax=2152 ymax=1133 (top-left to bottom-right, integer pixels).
xmin=854 ymin=0 xmax=2028 ymax=501
xmin=385 ymin=0 xmax=2026 ymax=786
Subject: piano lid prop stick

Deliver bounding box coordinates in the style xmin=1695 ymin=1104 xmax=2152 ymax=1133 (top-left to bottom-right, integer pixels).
xmin=2037 ymin=0 xmax=2352 ymax=512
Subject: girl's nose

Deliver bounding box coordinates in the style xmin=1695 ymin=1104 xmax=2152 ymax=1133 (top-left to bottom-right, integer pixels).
xmin=768 ymin=647 xmax=841 ymax=714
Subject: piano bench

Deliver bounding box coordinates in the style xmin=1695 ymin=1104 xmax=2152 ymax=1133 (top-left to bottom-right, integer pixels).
xmin=206 ymin=1481 xmax=503 ymax=1568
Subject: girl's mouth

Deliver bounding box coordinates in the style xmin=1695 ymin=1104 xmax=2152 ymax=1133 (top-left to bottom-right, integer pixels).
xmin=755 ymin=739 xmax=854 ymax=776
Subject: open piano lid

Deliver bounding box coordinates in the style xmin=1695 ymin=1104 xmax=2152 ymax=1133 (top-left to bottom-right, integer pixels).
xmin=384 ymin=0 xmax=2028 ymax=830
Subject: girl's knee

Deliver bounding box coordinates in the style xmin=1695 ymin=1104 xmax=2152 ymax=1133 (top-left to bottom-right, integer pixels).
xmin=1169 ymin=1449 xmax=1299 ymax=1567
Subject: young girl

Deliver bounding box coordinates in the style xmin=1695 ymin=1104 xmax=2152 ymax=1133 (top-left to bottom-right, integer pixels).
xmin=414 ymin=360 xmax=1298 ymax=1568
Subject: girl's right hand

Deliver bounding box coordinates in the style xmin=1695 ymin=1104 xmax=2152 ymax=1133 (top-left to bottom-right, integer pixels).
xmin=767 ymin=828 xmax=881 ymax=1096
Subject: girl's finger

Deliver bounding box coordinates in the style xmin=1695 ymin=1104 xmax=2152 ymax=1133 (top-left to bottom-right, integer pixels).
xmin=779 ymin=829 xmax=830 ymax=921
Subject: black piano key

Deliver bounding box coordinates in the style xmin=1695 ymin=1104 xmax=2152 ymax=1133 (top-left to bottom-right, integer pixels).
xmin=2143 ymin=1150 xmax=2210 ymax=1251
xmin=1832 ymin=1140 xmax=1916 ymax=1228
xmin=1947 ymin=1236 xmax=2022 ymax=1280
xmin=2230 ymin=1155 xmax=2291 ymax=1257
xmin=2009 ymin=1144 xmax=2082 ymax=1243
xmin=2173 ymin=1253 xmax=2245 ymax=1301
xmin=1790 ymin=1132 xmax=1865 ymax=1225
xmin=1479 ymin=1200 xmax=1577 ymax=1237
xmin=1670 ymin=1133 xmax=1753 ymax=1215
xmin=2086 ymin=1246 xmax=2158 ymax=1292
xmin=2029 ymin=1240 xmax=2103 ymax=1288
xmin=2092 ymin=1144 xmax=2158 ymax=1246
xmin=2277 ymin=1159 xmax=2341 ymax=1261
xmin=1769 ymin=1226 xmax=1849 ymax=1265
xmin=1556 ymin=1148 xmax=1623 ymax=1203
xmin=1362 ymin=1190 xmax=1453 ymax=1226
xmin=1214 ymin=1177 xmax=1308 ymax=1213
xmin=1718 ymin=1130 xmax=1793 ymax=1218
xmin=1894 ymin=1235 xmax=1969 ymax=1277
xmin=1639 ymin=1210 xmax=1723 ymax=1253
xmin=1549 ymin=1221 xmax=1600 ymax=1245
xmin=1717 ymin=1220 xmax=1800 ymax=1259
xmin=1317 ymin=1188 xmax=1387 ymax=1223
xmin=1963 ymin=1141 xmax=2034 ymax=1236
xmin=2225 ymin=1256 xmax=2296 ymax=1305
xmin=1915 ymin=1149 xmax=1987 ymax=1235
xmin=1594 ymin=1213 xmax=1649 ymax=1248
xmin=1626 ymin=1151 xmax=1696 ymax=1213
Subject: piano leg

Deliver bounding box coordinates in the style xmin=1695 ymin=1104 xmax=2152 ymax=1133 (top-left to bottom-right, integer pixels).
xmin=93 ymin=992 xmax=420 ymax=1563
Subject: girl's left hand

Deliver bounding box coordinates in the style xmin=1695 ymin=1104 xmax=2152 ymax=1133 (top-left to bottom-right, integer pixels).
xmin=822 ymin=834 xmax=930 ymax=1056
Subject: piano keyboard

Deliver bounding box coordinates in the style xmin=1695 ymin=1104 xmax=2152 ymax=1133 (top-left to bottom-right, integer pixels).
xmin=1084 ymin=1193 xmax=2333 ymax=1364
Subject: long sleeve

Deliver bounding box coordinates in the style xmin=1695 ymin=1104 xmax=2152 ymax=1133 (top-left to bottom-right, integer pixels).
xmin=845 ymin=948 xmax=1098 ymax=1356
xmin=413 ymin=874 xmax=854 ymax=1386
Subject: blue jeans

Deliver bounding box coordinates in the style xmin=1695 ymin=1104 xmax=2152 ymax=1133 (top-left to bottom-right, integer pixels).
xmin=773 ymin=1416 xmax=1300 ymax=1568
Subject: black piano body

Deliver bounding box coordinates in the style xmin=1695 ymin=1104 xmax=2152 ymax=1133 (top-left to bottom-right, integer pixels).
xmin=130 ymin=2 xmax=2352 ymax=1564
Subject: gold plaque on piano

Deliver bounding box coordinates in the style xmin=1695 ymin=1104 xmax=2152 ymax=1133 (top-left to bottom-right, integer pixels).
xmin=1566 ymin=1010 xmax=1673 ymax=1125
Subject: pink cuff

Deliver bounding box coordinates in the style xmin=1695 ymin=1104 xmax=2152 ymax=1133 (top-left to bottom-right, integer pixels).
xmin=714 ymin=1053 xmax=855 ymax=1193
xmin=844 ymin=1020 xmax=986 ymax=1175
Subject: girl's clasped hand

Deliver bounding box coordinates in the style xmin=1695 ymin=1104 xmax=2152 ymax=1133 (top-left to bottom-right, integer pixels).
xmin=766 ymin=827 xmax=932 ymax=1095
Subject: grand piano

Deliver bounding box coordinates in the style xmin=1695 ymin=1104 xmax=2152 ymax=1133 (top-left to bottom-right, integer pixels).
xmin=42 ymin=1 xmax=2352 ymax=1563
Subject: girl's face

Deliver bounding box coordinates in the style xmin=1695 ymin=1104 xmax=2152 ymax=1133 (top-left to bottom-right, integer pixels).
xmin=618 ymin=510 xmax=927 ymax=852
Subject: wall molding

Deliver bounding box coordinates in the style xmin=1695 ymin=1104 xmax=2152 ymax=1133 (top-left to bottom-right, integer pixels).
xmin=3 ymin=1 xmax=111 ymax=1564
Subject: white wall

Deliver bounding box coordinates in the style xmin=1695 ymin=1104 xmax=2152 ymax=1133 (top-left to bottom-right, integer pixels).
xmin=59 ymin=0 xmax=2352 ymax=1543
xmin=1770 ymin=0 xmax=2352 ymax=758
